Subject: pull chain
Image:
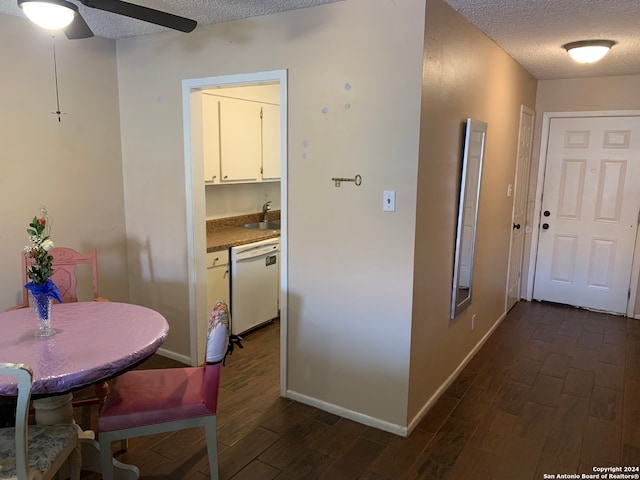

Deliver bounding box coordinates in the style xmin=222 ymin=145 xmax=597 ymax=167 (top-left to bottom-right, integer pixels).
xmin=51 ymin=35 xmax=65 ymax=122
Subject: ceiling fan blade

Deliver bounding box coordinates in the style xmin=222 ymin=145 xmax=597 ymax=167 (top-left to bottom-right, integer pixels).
xmin=65 ymin=12 xmax=94 ymax=39
xmin=78 ymin=0 xmax=197 ymax=33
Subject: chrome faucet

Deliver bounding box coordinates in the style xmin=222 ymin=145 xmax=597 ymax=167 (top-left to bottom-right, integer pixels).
xmin=260 ymin=201 xmax=271 ymax=222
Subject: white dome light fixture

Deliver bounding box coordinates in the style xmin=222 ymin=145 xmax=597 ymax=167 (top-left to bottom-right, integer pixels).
xmin=18 ymin=0 xmax=77 ymax=30
xmin=563 ymin=39 xmax=616 ymax=64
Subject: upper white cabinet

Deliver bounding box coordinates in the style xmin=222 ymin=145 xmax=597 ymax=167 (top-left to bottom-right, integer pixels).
xmin=261 ymin=103 xmax=281 ymax=181
xmin=219 ymin=98 xmax=262 ymax=183
xmin=202 ymin=84 xmax=281 ymax=185
xmin=202 ymin=94 xmax=221 ymax=185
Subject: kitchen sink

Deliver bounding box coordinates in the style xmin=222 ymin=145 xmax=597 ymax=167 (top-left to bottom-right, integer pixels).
xmin=243 ymin=219 xmax=280 ymax=230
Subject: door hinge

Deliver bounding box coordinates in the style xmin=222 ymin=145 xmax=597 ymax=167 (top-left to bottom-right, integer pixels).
xmin=260 ymin=107 xmax=263 ymax=120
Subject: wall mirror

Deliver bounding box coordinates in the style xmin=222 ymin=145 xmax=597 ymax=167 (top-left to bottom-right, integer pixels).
xmin=451 ymin=118 xmax=487 ymax=319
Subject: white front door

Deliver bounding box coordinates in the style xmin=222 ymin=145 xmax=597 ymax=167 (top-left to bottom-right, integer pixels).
xmin=533 ymin=115 xmax=640 ymax=314
xmin=506 ymin=106 xmax=534 ymax=311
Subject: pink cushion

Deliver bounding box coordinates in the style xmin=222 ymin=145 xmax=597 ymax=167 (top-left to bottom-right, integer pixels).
xmin=98 ymin=364 xmax=220 ymax=433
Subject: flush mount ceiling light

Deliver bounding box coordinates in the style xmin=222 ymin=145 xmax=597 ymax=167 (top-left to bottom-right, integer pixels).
xmin=563 ymin=40 xmax=616 ymax=64
xmin=18 ymin=0 xmax=77 ymax=30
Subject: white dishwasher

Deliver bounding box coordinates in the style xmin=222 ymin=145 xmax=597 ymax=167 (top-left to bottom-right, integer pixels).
xmin=230 ymin=237 xmax=280 ymax=335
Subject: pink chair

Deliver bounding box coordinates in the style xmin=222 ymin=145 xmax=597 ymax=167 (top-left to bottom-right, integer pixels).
xmin=8 ymin=246 xmax=108 ymax=310
xmin=6 ymin=247 xmax=110 ymax=410
xmin=97 ymin=301 xmax=230 ymax=480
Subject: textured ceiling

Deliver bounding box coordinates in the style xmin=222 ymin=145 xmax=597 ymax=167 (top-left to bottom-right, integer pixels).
xmin=1 ymin=0 xmax=638 ymax=80
xmin=444 ymin=0 xmax=640 ymax=80
xmin=0 ymin=0 xmax=342 ymax=39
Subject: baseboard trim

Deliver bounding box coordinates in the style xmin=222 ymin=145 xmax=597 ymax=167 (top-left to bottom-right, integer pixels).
xmin=286 ymin=390 xmax=408 ymax=437
xmin=406 ymin=310 xmax=508 ymax=435
xmin=156 ymin=347 xmax=192 ymax=365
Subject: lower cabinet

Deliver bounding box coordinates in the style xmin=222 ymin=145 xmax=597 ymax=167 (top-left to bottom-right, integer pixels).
xmin=206 ymin=249 xmax=230 ymax=316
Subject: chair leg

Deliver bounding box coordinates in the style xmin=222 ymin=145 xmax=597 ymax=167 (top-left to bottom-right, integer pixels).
xmin=99 ymin=435 xmax=115 ymax=480
xmin=204 ymin=417 xmax=219 ymax=480
xmin=69 ymin=441 xmax=82 ymax=480
xmin=95 ymin=381 xmax=109 ymax=409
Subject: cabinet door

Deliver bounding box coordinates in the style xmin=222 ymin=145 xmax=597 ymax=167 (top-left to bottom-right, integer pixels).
xmin=206 ymin=251 xmax=230 ymax=316
xmin=203 ymin=95 xmax=221 ymax=184
xmin=219 ymin=98 xmax=261 ymax=182
xmin=261 ymin=104 xmax=281 ymax=180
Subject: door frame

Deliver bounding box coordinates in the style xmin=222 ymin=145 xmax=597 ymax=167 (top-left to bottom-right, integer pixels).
xmin=525 ymin=109 xmax=640 ymax=318
xmin=182 ymin=70 xmax=288 ymax=395
xmin=505 ymin=105 xmax=535 ymax=312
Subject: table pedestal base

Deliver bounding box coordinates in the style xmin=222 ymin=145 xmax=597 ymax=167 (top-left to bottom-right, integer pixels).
xmin=33 ymin=394 xmax=140 ymax=480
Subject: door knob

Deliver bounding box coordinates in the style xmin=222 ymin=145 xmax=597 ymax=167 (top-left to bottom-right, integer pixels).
xmin=513 ymin=223 xmax=521 ymax=230
xmin=542 ymin=223 xmax=549 ymax=230
xmin=543 ymin=210 xmax=551 ymax=217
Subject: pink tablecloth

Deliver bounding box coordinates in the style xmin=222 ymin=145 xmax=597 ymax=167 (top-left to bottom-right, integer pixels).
xmin=0 ymin=302 xmax=169 ymax=396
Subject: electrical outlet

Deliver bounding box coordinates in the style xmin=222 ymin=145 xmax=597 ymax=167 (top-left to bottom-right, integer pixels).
xmin=471 ymin=314 xmax=476 ymax=330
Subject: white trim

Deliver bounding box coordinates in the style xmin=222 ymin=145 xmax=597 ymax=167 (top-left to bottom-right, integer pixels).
xmin=286 ymin=390 xmax=408 ymax=437
xmin=181 ymin=71 xmax=288 ymax=395
xmin=526 ymin=110 xmax=640 ymax=319
xmin=156 ymin=347 xmax=192 ymax=366
xmin=406 ymin=310 xmax=507 ymax=435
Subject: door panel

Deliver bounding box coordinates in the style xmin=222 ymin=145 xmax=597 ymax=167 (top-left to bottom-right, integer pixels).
xmin=533 ymin=116 xmax=640 ymax=314
xmin=557 ymin=159 xmax=585 ymax=218
xmin=506 ymin=107 xmax=534 ymax=311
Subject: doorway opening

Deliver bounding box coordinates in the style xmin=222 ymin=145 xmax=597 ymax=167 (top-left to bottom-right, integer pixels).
xmin=182 ymin=70 xmax=288 ymax=395
xmin=527 ymin=110 xmax=640 ymax=317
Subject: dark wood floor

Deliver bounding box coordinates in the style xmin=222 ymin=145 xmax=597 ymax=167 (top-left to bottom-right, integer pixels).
xmin=75 ymin=301 xmax=640 ymax=479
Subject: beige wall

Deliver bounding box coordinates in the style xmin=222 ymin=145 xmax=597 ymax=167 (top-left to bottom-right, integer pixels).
xmin=522 ymin=75 xmax=640 ymax=314
xmin=1 ymin=0 xmax=545 ymax=432
xmin=408 ymin=0 xmax=537 ymax=423
xmin=0 ymin=14 xmax=128 ymax=310
xmin=115 ymin=0 xmax=426 ymax=428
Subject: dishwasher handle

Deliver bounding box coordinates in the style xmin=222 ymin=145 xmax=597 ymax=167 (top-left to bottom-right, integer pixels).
xmin=233 ymin=244 xmax=279 ymax=261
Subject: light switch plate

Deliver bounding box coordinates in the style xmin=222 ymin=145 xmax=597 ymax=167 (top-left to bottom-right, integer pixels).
xmin=383 ymin=191 xmax=396 ymax=212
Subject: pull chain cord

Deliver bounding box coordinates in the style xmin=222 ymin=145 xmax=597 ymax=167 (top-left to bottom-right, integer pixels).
xmin=51 ymin=35 xmax=64 ymax=122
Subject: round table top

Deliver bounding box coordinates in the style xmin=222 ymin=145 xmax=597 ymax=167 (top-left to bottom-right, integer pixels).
xmin=0 ymin=302 xmax=169 ymax=396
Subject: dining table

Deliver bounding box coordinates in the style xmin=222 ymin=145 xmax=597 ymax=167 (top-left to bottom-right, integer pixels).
xmin=0 ymin=301 xmax=170 ymax=480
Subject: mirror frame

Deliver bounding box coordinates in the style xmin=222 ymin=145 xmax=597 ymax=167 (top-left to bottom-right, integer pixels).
xmin=451 ymin=118 xmax=487 ymax=319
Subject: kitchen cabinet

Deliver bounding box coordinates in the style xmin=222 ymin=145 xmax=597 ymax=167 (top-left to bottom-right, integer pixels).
xmin=202 ymin=93 xmax=280 ymax=184
xmin=203 ymin=94 xmax=221 ymax=184
xmin=219 ymin=98 xmax=262 ymax=183
xmin=261 ymin=103 xmax=281 ymax=180
xmin=206 ymin=249 xmax=230 ymax=317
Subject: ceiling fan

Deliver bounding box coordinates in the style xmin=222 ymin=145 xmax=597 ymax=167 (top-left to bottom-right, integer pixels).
xmin=18 ymin=0 xmax=197 ymax=39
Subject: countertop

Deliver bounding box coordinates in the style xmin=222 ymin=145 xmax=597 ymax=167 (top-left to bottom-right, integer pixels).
xmin=206 ymin=211 xmax=280 ymax=252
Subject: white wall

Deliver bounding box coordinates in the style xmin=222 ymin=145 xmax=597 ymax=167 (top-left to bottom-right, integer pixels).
xmin=0 ymin=14 xmax=128 ymax=310
xmin=116 ymin=0 xmax=425 ymax=429
xmin=205 ymin=183 xmax=280 ymax=219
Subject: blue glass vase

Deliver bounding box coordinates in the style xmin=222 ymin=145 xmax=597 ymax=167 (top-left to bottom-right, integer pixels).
xmin=32 ymin=293 xmax=56 ymax=338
